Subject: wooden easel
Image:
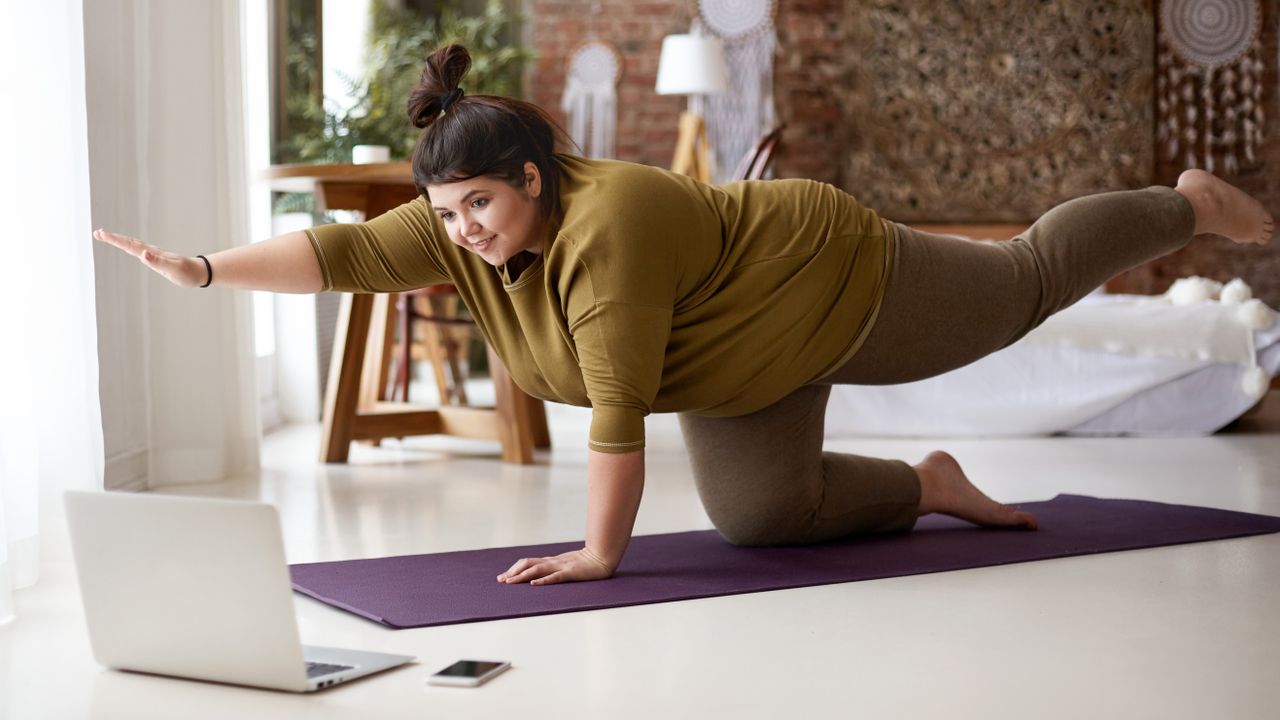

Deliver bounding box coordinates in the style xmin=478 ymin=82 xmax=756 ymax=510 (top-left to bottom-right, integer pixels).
xmin=260 ymin=162 xmax=550 ymax=464
xmin=670 ymin=111 xmax=712 ymax=183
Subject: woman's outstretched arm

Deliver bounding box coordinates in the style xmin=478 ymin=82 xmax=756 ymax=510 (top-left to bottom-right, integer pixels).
xmin=93 ymin=229 xmax=324 ymax=294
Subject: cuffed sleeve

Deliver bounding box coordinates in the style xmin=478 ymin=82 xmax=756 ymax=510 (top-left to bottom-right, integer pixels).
xmin=305 ymin=197 xmax=450 ymax=293
xmin=571 ymin=299 xmax=672 ymax=453
xmin=588 ymin=404 xmax=647 ymax=452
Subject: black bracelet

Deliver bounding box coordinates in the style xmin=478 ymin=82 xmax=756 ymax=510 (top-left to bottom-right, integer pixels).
xmin=197 ymin=254 xmax=212 ymax=288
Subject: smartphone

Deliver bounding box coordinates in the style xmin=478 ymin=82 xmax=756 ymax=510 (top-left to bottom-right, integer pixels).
xmin=427 ymin=659 xmax=512 ymax=687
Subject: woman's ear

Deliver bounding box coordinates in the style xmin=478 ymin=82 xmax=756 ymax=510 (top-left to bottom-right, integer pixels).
xmin=523 ymin=161 xmax=542 ymax=199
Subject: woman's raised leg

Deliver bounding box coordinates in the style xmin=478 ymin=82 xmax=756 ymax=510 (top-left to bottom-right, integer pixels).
xmin=824 ymin=174 xmax=1271 ymax=387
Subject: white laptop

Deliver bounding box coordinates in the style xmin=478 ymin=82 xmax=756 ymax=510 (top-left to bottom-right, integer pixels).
xmin=64 ymin=490 xmax=415 ymax=692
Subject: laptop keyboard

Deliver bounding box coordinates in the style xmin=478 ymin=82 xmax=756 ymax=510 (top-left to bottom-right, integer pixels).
xmin=306 ymin=661 xmax=355 ymax=679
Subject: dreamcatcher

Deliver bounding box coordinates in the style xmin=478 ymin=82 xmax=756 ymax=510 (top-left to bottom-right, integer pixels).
xmin=1157 ymin=0 xmax=1265 ymax=174
xmin=561 ymin=39 xmax=622 ymax=159
xmin=696 ymin=0 xmax=777 ymax=182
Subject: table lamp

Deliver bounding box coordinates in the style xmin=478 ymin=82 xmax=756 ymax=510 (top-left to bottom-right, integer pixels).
xmin=655 ymin=32 xmax=729 ymax=183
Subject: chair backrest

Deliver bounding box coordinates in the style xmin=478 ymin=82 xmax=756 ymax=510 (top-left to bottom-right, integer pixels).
xmin=729 ymin=125 xmax=785 ymax=182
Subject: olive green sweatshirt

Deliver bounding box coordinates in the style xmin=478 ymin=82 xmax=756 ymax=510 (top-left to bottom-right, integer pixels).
xmin=306 ymin=155 xmax=894 ymax=453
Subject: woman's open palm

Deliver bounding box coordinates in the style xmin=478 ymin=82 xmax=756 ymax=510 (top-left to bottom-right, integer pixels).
xmin=94 ymin=229 xmax=206 ymax=288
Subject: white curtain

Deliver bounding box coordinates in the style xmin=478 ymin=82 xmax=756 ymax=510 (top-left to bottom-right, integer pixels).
xmin=0 ymin=1 xmax=104 ymax=623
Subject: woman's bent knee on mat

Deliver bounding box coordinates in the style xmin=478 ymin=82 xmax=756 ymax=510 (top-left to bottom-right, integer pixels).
xmin=710 ymin=511 xmax=817 ymax=547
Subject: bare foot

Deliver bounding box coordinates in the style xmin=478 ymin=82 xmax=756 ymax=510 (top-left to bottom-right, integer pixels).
xmin=914 ymin=451 xmax=1037 ymax=530
xmin=1175 ymin=169 xmax=1274 ymax=245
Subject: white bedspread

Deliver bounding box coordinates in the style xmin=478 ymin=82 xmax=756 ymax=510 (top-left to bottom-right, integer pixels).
xmin=824 ymin=293 xmax=1280 ymax=438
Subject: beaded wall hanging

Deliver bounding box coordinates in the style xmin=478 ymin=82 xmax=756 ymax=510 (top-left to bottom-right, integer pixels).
xmin=696 ymin=0 xmax=777 ymax=181
xmin=1157 ymin=0 xmax=1265 ymax=174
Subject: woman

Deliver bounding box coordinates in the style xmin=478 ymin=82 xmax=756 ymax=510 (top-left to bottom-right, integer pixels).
xmin=96 ymin=45 xmax=1274 ymax=587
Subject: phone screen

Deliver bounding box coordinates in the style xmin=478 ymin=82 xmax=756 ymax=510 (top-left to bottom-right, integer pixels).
xmin=436 ymin=660 xmax=504 ymax=678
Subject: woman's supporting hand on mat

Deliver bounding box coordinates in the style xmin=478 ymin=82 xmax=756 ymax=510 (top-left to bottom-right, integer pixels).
xmin=497 ymin=547 xmax=615 ymax=586
xmin=496 ymin=449 xmax=646 ymax=586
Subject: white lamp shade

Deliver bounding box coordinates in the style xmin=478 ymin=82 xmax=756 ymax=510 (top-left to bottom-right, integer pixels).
xmin=655 ymin=33 xmax=729 ymax=95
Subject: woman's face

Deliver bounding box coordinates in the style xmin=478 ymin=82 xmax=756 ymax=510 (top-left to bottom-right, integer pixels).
xmin=428 ymin=162 xmax=544 ymax=266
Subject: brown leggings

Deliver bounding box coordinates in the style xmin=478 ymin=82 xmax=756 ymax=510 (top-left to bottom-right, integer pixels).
xmin=678 ymin=186 xmax=1196 ymax=546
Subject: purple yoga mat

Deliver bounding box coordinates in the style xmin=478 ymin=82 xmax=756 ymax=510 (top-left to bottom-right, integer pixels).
xmin=289 ymin=494 xmax=1280 ymax=629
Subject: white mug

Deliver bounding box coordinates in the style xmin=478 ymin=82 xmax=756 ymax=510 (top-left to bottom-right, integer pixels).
xmin=352 ymin=145 xmax=391 ymax=164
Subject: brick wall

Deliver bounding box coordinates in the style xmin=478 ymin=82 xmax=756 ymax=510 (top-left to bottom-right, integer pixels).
xmin=526 ymin=0 xmax=686 ymax=168
xmin=771 ymin=0 xmax=843 ymax=185
xmin=527 ymin=0 xmax=847 ymax=177
xmin=526 ymin=0 xmax=1280 ymax=308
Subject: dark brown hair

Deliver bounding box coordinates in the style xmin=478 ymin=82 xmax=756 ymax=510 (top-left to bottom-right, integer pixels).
xmin=407 ymin=44 xmax=571 ymax=218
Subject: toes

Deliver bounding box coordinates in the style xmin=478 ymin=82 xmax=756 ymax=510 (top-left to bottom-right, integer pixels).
xmin=1014 ymin=511 xmax=1038 ymax=530
xmin=1002 ymin=508 xmax=1034 ymax=529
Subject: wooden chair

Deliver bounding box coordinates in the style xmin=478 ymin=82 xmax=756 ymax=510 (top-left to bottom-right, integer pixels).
xmin=730 ymin=124 xmax=785 ymax=182
xmin=393 ymin=286 xmax=472 ymax=406
xmin=386 ymin=282 xmax=550 ymax=450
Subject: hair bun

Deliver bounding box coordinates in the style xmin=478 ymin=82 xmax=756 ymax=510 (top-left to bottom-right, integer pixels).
xmin=408 ymin=44 xmax=473 ymax=129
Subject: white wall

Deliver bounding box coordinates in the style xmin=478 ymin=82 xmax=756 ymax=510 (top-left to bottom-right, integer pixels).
xmin=86 ymin=0 xmax=261 ymax=489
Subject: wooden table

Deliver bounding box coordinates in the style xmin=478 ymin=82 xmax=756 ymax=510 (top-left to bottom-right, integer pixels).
xmin=260 ymin=162 xmax=550 ymax=464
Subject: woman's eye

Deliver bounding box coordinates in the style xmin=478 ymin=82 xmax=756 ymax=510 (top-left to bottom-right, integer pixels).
xmin=472 ymin=198 xmax=488 ymax=209
xmin=440 ymin=212 xmax=454 ymax=221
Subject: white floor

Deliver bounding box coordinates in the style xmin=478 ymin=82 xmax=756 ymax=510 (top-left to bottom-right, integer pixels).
xmin=5 ymin=394 xmax=1280 ymax=719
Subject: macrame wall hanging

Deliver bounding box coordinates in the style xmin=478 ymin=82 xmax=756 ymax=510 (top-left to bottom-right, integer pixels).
xmin=1157 ymin=0 xmax=1265 ymax=174
xmin=561 ymin=39 xmax=622 ymax=159
xmin=696 ymin=0 xmax=777 ymax=182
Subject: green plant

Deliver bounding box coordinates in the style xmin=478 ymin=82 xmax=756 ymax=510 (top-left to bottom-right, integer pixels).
xmin=273 ymin=0 xmax=323 ymax=166
xmin=293 ymin=0 xmax=532 ymax=164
